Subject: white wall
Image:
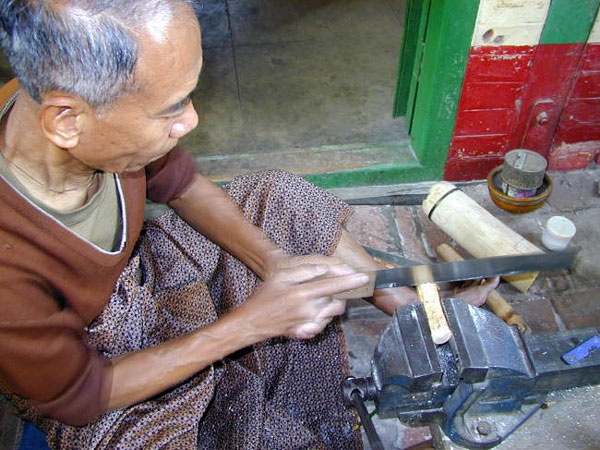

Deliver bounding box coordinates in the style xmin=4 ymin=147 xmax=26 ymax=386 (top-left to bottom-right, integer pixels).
xmin=471 ymin=0 xmax=551 ymax=47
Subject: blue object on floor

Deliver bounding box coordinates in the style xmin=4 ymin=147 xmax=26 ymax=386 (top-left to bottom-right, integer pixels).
xmin=18 ymin=422 xmax=49 ymax=450
xmin=562 ymin=335 xmax=600 ymax=365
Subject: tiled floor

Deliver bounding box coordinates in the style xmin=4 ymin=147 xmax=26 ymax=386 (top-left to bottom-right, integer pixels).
xmin=339 ymin=168 xmax=600 ymax=449
xmin=184 ymin=0 xmax=414 ymax=181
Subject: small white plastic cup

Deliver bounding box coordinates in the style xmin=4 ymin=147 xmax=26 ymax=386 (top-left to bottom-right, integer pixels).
xmin=542 ymin=216 xmax=576 ymax=251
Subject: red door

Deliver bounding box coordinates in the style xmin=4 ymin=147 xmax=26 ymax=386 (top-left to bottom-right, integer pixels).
xmin=444 ymin=1 xmax=600 ymax=181
xmin=546 ymin=43 xmax=600 ymax=170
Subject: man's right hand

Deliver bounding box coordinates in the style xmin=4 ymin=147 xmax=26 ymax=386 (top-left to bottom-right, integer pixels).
xmin=236 ymin=263 xmax=369 ymax=340
xmin=108 ymin=263 xmax=368 ymax=412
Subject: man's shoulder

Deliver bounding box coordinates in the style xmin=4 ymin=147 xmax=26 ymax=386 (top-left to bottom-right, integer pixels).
xmin=0 ymin=79 xmax=19 ymax=109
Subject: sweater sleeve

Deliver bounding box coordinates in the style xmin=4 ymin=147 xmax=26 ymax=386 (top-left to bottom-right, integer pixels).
xmin=0 ymin=269 xmax=113 ymax=426
xmin=145 ymin=146 xmax=196 ymax=204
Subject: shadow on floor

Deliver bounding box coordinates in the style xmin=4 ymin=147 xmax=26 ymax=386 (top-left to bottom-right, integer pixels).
xmin=185 ymin=0 xmax=413 ymax=180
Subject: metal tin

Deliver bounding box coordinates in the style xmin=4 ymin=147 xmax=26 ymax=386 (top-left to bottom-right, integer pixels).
xmin=488 ymin=166 xmax=552 ymax=213
xmin=501 ymin=149 xmax=548 ymax=191
xmin=500 ymin=181 xmax=539 ymax=199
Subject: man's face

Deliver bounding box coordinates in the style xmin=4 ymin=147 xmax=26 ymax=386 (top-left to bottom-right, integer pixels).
xmin=73 ymin=10 xmax=202 ymax=173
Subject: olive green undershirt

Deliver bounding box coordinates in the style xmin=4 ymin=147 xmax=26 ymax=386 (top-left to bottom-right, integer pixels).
xmin=0 ymin=155 xmax=122 ymax=252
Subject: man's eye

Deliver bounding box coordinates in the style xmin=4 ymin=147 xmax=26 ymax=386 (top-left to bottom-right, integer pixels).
xmin=178 ymin=96 xmax=192 ymax=109
xmin=181 ymin=96 xmax=193 ymax=109
xmin=166 ymin=96 xmax=192 ymax=116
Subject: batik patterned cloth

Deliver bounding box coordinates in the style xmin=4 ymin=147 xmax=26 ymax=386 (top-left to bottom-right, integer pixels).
xmin=14 ymin=170 xmax=362 ymax=449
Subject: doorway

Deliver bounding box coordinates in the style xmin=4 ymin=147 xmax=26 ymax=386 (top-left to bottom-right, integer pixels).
xmin=185 ymin=0 xmax=416 ymax=185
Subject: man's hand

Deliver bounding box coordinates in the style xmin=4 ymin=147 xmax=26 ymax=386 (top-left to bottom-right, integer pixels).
xmin=263 ymin=250 xmax=349 ymax=278
xmin=234 ymin=262 xmax=369 ymax=340
xmin=107 ymin=261 xmax=365 ymax=412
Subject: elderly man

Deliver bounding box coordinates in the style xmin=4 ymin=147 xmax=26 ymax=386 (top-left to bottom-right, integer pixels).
xmin=0 ymin=1 xmax=496 ymax=448
xmin=0 ymin=1 xmax=400 ymax=448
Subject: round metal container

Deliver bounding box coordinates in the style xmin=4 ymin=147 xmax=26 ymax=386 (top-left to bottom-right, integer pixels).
xmin=488 ymin=166 xmax=552 ymax=213
xmin=501 ymin=149 xmax=547 ymax=191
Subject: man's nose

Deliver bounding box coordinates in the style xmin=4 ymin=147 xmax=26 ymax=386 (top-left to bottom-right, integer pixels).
xmin=170 ymin=101 xmax=199 ymax=138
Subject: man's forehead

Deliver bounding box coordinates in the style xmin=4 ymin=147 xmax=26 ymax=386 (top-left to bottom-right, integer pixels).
xmin=143 ymin=8 xmax=174 ymax=43
xmin=134 ymin=16 xmax=202 ymax=105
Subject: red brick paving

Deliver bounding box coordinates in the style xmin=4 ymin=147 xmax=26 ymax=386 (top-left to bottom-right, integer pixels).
xmin=551 ymin=289 xmax=600 ymax=330
xmin=512 ymin=299 xmax=560 ymax=333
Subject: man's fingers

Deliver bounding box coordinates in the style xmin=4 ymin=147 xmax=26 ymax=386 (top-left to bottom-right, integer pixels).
xmin=290 ymin=298 xmax=346 ymax=340
xmin=272 ymin=263 xmax=330 ymax=284
xmin=483 ymin=276 xmax=500 ymax=289
xmin=298 ymin=271 xmax=370 ymax=299
xmin=456 ymin=276 xmax=501 ymax=306
xmin=324 ymin=264 xmax=361 ymax=277
xmin=288 ymin=320 xmax=330 ymax=340
xmin=317 ymin=298 xmax=346 ymax=318
xmin=273 ymin=263 xmax=359 ymax=285
xmin=290 ymin=255 xmax=346 ymax=268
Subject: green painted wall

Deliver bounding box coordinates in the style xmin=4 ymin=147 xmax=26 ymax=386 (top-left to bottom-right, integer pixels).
xmin=408 ymin=0 xmax=480 ymax=179
xmin=541 ymin=0 xmax=600 ymax=44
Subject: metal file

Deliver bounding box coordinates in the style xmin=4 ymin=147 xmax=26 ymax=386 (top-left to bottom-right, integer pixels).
xmin=373 ymin=249 xmax=578 ymax=289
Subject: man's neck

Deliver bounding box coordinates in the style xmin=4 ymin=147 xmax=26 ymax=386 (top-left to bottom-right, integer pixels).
xmin=1 ymin=95 xmax=100 ymax=211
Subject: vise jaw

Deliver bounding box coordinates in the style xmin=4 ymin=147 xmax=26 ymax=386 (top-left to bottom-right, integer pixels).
xmin=342 ymin=298 xmax=600 ymax=448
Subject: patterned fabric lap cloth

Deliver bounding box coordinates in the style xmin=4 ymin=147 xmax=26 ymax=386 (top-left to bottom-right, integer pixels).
xmin=13 ymin=170 xmax=362 ymax=449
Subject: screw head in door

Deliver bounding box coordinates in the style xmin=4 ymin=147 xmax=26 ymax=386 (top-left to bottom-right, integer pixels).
xmin=536 ymin=111 xmax=549 ymax=125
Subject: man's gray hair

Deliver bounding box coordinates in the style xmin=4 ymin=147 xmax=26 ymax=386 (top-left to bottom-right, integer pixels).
xmin=0 ymin=0 xmax=200 ymax=108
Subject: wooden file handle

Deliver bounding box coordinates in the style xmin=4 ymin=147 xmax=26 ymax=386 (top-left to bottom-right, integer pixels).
xmin=436 ymin=244 xmax=530 ymax=333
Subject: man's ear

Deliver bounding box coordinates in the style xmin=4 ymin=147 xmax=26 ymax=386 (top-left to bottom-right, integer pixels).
xmin=39 ymin=93 xmax=88 ymax=149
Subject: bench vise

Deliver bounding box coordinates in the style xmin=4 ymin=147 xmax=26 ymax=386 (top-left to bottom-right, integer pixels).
xmin=342 ymin=298 xmax=600 ymax=449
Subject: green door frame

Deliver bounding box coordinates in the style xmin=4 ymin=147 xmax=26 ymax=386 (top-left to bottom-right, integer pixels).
xmin=394 ymin=0 xmax=431 ymax=124
xmin=407 ymin=0 xmax=481 ymax=178
xmin=306 ymin=0 xmax=480 ymax=189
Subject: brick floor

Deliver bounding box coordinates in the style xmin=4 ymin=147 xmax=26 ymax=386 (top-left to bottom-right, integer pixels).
xmin=392 ymin=206 xmax=430 ymax=264
xmin=551 ymin=289 xmax=600 ymax=330
xmin=345 ymin=205 xmax=400 ymax=254
xmin=414 ymin=207 xmax=455 ymax=260
xmin=512 ymin=298 xmax=560 ymax=333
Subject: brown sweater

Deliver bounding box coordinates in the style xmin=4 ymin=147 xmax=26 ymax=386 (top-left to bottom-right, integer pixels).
xmin=0 ymin=80 xmax=196 ymax=425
